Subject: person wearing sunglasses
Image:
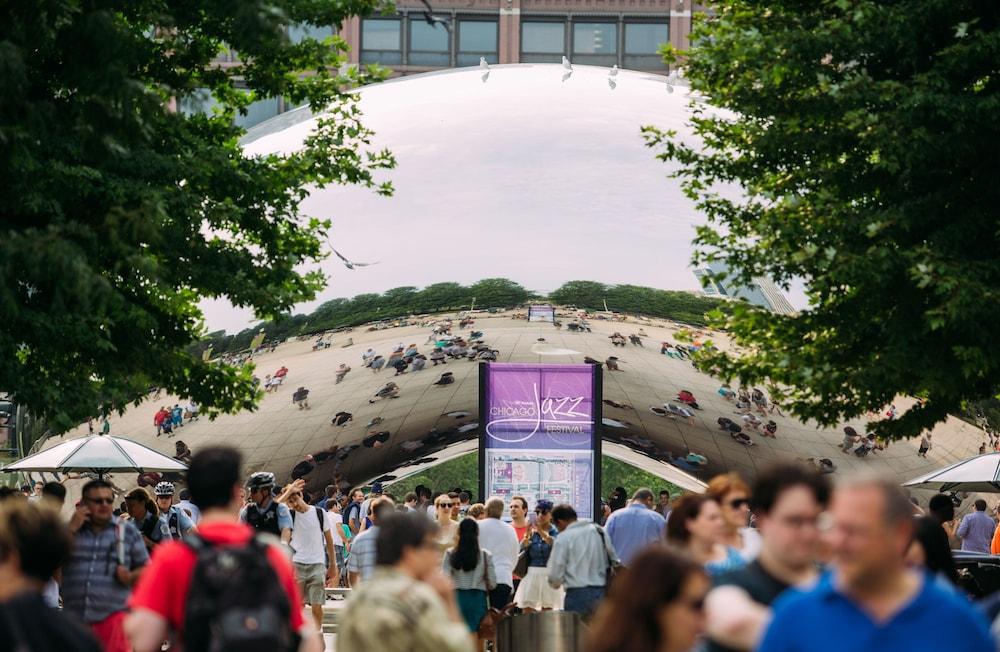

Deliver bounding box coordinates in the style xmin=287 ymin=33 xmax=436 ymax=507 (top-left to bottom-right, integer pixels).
xmin=513 ymin=500 xmax=564 ymax=612
xmin=705 ymin=473 xmax=761 ymax=561
xmin=64 ymin=479 xmax=149 ymax=652
xmin=587 ymin=547 xmax=709 ymax=652
xmin=666 ymin=495 xmax=743 ymax=577
xmin=433 ymin=494 xmax=460 ymax=553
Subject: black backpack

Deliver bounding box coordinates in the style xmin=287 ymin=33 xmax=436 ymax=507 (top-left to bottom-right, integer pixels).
xmin=184 ymin=533 xmax=299 ymax=652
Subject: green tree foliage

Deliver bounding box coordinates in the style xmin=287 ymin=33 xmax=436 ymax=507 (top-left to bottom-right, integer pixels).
xmin=644 ymin=1 xmax=1000 ymax=439
xmin=548 ymin=281 xmax=727 ymax=326
xmin=387 ymin=453 xmax=681 ymax=502
xmin=0 ymin=1 xmax=394 ymax=430
xmin=199 ymin=278 xmax=727 ymax=355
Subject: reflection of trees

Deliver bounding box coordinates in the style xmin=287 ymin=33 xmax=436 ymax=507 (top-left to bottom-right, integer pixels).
xmin=200 ymin=278 xmax=531 ymax=354
xmin=387 ymin=453 xmax=682 ymax=501
xmin=199 ymin=277 xmax=727 ymax=355
xmin=548 ymin=281 xmax=726 ymax=326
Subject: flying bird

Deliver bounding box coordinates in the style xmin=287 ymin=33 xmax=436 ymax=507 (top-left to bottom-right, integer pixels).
xmin=331 ymin=247 xmax=379 ymax=270
xmin=418 ymin=0 xmax=452 ymax=31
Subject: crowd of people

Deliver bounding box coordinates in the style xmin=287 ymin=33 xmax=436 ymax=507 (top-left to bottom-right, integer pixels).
xmin=4 ymin=446 xmax=1000 ymax=652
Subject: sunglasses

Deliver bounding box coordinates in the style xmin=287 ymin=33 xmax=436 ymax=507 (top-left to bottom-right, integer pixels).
xmin=535 ymin=509 xmax=549 ymax=514
xmin=438 ymin=503 xmax=453 ymax=508
xmin=728 ymin=498 xmax=750 ymax=509
xmin=86 ymin=497 xmax=115 ymax=505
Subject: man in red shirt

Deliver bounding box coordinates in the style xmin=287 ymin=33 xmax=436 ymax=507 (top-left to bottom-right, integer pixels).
xmin=153 ymin=407 xmax=169 ymax=437
xmin=126 ymin=447 xmax=321 ymax=652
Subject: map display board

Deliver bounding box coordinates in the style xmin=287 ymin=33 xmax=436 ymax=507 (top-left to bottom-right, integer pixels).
xmin=527 ymin=304 xmax=555 ymax=323
xmin=479 ymin=363 xmax=601 ymax=520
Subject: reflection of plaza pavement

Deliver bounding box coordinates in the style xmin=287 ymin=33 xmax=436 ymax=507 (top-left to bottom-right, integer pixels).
xmin=45 ymin=314 xmax=986 ymax=495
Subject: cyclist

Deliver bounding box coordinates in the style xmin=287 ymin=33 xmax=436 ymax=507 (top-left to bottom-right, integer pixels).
xmin=153 ymin=481 xmax=196 ymax=540
xmin=239 ymin=472 xmax=293 ymax=543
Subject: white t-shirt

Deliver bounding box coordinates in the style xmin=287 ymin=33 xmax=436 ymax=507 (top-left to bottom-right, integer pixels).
xmin=325 ymin=510 xmax=345 ymax=548
xmin=289 ymin=506 xmax=331 ymax=564
xmin=177 ymin=499 xmax=201 ymax=524
xmin=477 ymin=518 xmax=520 ymax=587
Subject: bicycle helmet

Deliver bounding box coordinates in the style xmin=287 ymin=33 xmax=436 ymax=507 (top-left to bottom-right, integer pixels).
xmin=247 ymin=471 xmax=276 ymax=490
xmin=153 ymin=481 xmax=175 ymax=497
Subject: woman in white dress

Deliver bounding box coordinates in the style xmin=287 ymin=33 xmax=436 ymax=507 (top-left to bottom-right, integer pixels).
xmin=513 ymin=500 xmax=565 ymax=611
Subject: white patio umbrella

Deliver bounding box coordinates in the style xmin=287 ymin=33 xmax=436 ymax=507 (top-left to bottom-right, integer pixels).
xmin=3 ymin=433 xmax=187 ymax=479
xmin=903 ymin=453 xmax=1000 ymax=493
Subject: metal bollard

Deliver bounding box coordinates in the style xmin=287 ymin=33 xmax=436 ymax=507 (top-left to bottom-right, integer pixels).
xmin=496 ymin=611 xmax=587 ymax=652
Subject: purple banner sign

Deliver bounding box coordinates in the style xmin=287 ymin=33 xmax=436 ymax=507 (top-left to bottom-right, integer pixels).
xmin=482 ymin=363 xmax=599 ymax=520
xmin=484 ymin=364 xmax=595 ymax=449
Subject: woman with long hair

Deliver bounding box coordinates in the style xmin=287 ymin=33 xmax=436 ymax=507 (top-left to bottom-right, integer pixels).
xmin=704 ymin=473 xmax=761 ymax=560
xmin=588 ymin=547 xmax=708 ymax=652
xmin=907 ymin=516 xmax=960 ymax=585
xmin=513 ymin=499 xmax=564 ymax=612
xmin=666 ymin=494 xmax=744 ymax=576
xmin=433 ymin=492 xmax=460 ymax=552
xmin=443 ymin=518 xmax=497 ymax=633
xmin=124 ymin=487 xmax=169 ymax=552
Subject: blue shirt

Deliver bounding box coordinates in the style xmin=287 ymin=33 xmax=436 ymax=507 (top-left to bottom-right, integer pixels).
xmin=603 ymin=503 xmax=665 ymax=566
xmin=63 ymin=517 xmax=149 ymax=623
xmin=759 ymin=572 xmax=994 ymax=652
xmin=957 ymin=511 xmax=995 ymax=553
xmin=525 ymin=527 xmax=559 ymax=567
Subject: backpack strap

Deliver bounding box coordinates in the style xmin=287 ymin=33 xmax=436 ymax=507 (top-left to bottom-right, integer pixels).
xmin=185 ymin=532 xmax=208 ymax=553
xmin=315 ymin=506 xmax=325 ymax=531
xmin=115 ymin=519 xmax=127 ymax=566
xmin=481 ymin=550 xmax=492 ymax=591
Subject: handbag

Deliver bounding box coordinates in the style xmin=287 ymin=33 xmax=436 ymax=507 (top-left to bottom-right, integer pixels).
xmin=512 ymin=546 xmax=530 ymax=578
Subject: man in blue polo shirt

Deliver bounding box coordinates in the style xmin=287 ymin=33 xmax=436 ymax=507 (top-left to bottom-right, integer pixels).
xmin=759 ymin=478 xmax=993 ymax=652
xmin=603 ymin=487 xmax=665 ymax=565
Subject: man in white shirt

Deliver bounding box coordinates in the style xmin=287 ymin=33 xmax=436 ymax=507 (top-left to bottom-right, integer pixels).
xmin=325 ymin=501 xmax=350 ymax=588
xmin=285 ymin=489 xmax=335 ymax=630
xmin=176 ymin=488 xmax=201 ymax=524
xmin=477 ymin=497 xmax=520 ymax=608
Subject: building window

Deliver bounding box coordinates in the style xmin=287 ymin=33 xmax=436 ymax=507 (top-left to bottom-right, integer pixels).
xmin=624 ymin=23 xmax=668 ymax=70
xmin=288 ymin=22 xmax=334 ymax=44
xmin=361 ymin=18 xmax=402 ymax=64
xmin=178 ymin=88 xmax=220 ymax=117
xmin=572 ymin=22 xmax=616 ymax=66
xmin=521 ymin=21 xmax=565 ymax=63
xmin=457 ymin=20 xmax=498 ymax=66
xmin=235 ymin=97 xmax=282 ymax=129
xmin=409 ymin=21 xmax=450 ymax=66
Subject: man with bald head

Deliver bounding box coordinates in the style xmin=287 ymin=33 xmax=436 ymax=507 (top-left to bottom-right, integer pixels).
xmin=759 ymin=478 xmax=992 ymax=652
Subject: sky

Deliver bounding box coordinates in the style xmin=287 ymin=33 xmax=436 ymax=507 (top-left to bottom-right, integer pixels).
xmin=201 ymin=65 xmax=805 ymax=334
